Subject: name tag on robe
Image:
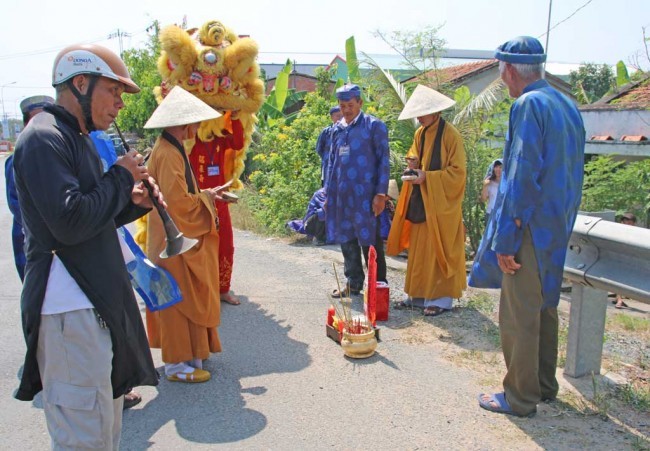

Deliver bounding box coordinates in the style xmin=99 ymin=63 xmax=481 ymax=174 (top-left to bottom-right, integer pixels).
xmin=338 ymin=145 xmax=350 ymax=156
xmin=207 ymin=165 xmax=220 ymax=176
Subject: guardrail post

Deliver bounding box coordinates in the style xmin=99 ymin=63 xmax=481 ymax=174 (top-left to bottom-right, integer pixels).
xmin=564 ymin=283 xmax=608 ymax=377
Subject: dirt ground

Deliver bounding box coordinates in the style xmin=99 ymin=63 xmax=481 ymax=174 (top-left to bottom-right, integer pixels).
xmin=386 ymin=266 xmax=650 ymax=450
xmin=286 ymin=232 xmax=650 ymax=450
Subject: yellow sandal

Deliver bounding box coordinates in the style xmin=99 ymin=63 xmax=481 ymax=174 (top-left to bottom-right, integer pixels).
xmin=166 ymin=368 xmax=211 ymax=383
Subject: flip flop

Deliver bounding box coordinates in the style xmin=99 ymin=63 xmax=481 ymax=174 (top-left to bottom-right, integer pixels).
xmin=615 ymin=301 xmax=628 ymax=309
xmin=393 ymin=299 xmax=413 ymax=310
xmin=478 ymin=392 xmax=536 ymax=418
xmin=423 ymin=306 xmax=448 ymax=317
xmin=331 ymin=288 xmax=360 ymax=298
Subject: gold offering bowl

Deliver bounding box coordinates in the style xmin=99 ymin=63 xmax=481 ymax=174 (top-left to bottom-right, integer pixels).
xmin=341 ymin=328 xmax=377 ymax=359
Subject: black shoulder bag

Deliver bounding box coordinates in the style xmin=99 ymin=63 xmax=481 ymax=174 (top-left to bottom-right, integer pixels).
xmin=405 ymin=118 xmax=445 ymax=224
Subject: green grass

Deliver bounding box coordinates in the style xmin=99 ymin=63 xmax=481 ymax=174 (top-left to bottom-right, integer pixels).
xmin=464 ymin=292 xmax=496 ymax=316
xmin=557 ymin=322 xmax=569 ymax=368
xmin=608 ymin=314 xmax=650 ymax=333
xmin=616 ymin=382 xmax=650 ymax=412
xmin=229 ymin=185 xmax=267 ymax=235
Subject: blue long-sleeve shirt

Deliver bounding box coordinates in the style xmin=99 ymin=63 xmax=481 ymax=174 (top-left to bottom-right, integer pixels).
xmin=315 ymin=124 xmax=335 ymax=186
xmin=468 ymin=79 xmax=585 ymax=309
xmin=5 ymin=154 xmax=25 ymax=281
xmin=325 ymin=111 xmax=390 ymax=246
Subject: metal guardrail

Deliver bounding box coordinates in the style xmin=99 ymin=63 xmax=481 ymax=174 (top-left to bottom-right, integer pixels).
xmin=562 ymin=214 xmax=650 ymax=377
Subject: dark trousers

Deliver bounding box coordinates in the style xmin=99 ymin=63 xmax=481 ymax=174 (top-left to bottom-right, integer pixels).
xmin=340 ymin=218 xmax=387 ymax=290
xmin=500 ymin=227 xmax=559 ymax=415
xmin=304 ymin=215 xmax=326 ymax=242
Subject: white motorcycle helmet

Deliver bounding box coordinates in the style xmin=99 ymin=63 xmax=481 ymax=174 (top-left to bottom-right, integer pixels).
xmin=51 ymin=44 xmax=139 ymax=131
xmin=52 ymin=43 xmax=139 ymax=93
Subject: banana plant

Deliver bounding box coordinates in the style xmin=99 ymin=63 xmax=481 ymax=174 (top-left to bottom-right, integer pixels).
xmin=616 ymin=61 xmax=630 ymax=87
xmin=259 ymin=59 xmax=306 ymax=129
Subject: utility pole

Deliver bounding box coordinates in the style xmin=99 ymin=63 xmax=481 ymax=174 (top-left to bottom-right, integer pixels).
xmin=544 ymin=0 xmax=553 ymax=70
xmin=108 ymin=29 xmax=132 ymax=57
xmin=1 ymin=81 xmax=16 ymax=140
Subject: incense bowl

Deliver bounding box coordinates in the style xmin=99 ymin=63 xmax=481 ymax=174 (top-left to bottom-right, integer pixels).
xmin=341 ymin=329 xmax=377 ymax=359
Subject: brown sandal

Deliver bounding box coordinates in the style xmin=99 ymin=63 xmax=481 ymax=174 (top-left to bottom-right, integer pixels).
xmin=423 ymin=306 xmax=448 ymax=317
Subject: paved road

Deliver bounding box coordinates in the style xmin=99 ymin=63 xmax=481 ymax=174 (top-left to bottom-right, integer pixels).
xmin=0 ymin=154 xmax=643 ymax=450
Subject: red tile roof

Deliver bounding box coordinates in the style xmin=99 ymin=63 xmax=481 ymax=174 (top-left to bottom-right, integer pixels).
xmin=581 ymin=75 xmax=650 ymax=111
xmin=404 ymin=60 xmax=498 ymax=85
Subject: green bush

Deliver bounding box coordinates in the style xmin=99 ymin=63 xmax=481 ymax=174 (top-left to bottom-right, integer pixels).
xmin=581 ymin=156 xmax=650 ymax=225
xmin=247 ymin=93 xmax=332 ymax=234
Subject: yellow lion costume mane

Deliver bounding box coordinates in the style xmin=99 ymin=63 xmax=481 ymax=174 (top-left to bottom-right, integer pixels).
xmin=155 ymin=19 xmax=264 ymax=189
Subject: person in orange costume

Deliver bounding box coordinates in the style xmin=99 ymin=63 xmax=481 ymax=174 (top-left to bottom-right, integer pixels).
xmin=189 ymin=111 xmax=244 ymax=305
xmin=145 ymin=86 xmax=227 ymax=383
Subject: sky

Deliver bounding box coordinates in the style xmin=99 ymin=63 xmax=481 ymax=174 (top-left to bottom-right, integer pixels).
xmin=1 ymin=0 xmax=649 ymax=119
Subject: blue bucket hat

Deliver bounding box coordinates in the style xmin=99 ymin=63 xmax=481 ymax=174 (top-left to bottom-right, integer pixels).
xmin=336 ymin=84 xmax=361 ymax=101
xmin=20 ymin=95 xmax=54 ymax=114
xmin=495 ymin=36 xmax=546 ymax=64
xmin=329 ymin=106 xmax=341 ymax=115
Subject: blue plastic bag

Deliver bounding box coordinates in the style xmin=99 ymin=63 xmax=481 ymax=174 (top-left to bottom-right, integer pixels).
xmin=118 ymin=227 xmax=183 ymax=312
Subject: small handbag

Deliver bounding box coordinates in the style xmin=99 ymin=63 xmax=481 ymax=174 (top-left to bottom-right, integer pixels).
xmin=405 ymin=118 xmax=445 ymax=224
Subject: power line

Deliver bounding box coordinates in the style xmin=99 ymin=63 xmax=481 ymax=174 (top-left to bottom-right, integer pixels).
xmin=538 ymin=0 xmax=596 ymax=38
xmin=0 ymin=27 xmax=149 ymax=61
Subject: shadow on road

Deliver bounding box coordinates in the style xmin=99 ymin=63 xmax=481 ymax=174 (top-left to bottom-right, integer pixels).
xmin=121 ymin=296 xmax=311 ymax=448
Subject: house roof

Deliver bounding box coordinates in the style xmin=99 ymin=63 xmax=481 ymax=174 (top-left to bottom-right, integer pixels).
xmin=402 ymin=59 xmax=574 ymax=99
xmin=581 ymin=74 xmax=650 ymax=111
xmin=402 ymin=60 xmax=498 ymax=85
xmin=404 ymin=59 xmax=499 ymax=84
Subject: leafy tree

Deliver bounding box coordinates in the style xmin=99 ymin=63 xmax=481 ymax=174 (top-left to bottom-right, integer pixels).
xmin=314 ymin=65 xmax=337 ymax=99
xmin=569 ymin=63 xmax=614 ymax=104
xmin=117 ymin=21 xmax=162 ymax=144
xmin=373 ymin=25 xmax=446 ymax=87
xmin=581 ymin=156 xmax=650 ymax=226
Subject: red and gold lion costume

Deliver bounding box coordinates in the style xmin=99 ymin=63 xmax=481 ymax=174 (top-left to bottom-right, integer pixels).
xmin=155 ymin=19 xmax=264 ymax=189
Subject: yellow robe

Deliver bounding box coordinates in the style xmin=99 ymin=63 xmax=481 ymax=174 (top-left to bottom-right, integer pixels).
xmin=145 ymin=136 xmax=222 ymax=363
xmin=386 ymin=117 xmax=467 ymax=299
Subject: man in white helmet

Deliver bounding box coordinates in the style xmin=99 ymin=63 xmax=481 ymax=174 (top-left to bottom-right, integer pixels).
xmin=13 ymin=43 xmax=161 ymax=449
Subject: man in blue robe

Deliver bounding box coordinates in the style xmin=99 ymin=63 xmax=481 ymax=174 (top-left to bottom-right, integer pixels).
xmin=469 ymin=36 xmax=585 ymax=417
xmin=326 ymin=84 xmax=390 ymax=296
xmin=315 ymin=106 xmax=342 ymax=187
xmin=5 ymin=95 xmax=54 ymax=282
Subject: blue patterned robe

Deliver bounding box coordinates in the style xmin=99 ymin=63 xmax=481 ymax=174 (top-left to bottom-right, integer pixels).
xmin=468 ymin=79 xmax=585 ymax=309
xmin=315 ymin=124 xmax=335 ymax=186
xmin=5 ymin=154 xmax=26 ymax=281
xmin=325 ymin=112 xmax=390 ymax=246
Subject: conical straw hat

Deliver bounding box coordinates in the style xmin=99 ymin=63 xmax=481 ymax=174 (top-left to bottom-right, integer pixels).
xmin=144 ymin=86 xmax=221 ymax=129
xmin=398 ymin=85 xmax=456 ymax=120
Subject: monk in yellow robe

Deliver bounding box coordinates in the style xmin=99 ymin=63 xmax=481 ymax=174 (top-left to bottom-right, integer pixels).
xmin=144 ymin=86 xmax=228 ymax=382
xmin=387 ymin=85 xmax=467 ymax=317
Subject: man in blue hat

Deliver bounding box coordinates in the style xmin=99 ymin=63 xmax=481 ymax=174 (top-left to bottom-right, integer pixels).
xmin=315 ymin=105 xmax=342 ymax=187
xmin=5 ymin=95 xmax=54 ymax=281
xmin=325 ymin=84 xmax=390 ymax=296
xmin=469 ymin=36 xmax=585 ymax=417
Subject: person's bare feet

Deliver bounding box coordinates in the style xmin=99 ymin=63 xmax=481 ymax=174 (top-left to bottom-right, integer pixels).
xmin=220 ymin=292 xmax=241 ymax=305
